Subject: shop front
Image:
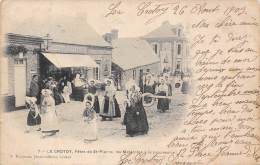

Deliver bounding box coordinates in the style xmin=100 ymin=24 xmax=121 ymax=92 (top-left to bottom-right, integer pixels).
xmin=39 ymin=52 xmax=99 ymax=100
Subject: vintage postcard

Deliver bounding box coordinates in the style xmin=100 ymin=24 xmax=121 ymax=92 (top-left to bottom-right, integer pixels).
xmin=0 ymin=0 xmax=259 ymax=164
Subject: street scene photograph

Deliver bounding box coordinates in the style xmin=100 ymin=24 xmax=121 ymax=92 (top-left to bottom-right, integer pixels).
xmin=1 ymin=1 xmax=191 ymax=145
xmin=1 ymin=0 xmax=259 ymax=165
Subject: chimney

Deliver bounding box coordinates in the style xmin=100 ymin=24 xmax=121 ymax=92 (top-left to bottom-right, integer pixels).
xmin=111 ymin=29 xmax=118 ymax=40
xmin=103 ymin=29 xmax=119 ymax=43
xmin=103 ymin=33 xmax=112 ymax=43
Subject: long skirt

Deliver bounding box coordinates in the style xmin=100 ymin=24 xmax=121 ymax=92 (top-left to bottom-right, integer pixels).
xmin=157 ymin=91 xmax=170 ymax=112
xmin=144 ymin=85 xmax=154 ymax=94
xmin=27 ymin=110 xmax=41 ymax=126
xmin=181 ymin=81 xmax=189 ymax=94
xmin=144 ymin=85 xmax=154 ymax=103
xmin=53 ymin=90 xmax=64 ymax=105
xmin=124 ymin=101 xmax=149 ymax=136
xmin=41 ymin=106 xmax=59 ymax=131
xmin=62 ymin=92 xmax=71 ymax=103
xmin=82 ymin=120 xmax=97 ymax=141
xmin=100 ymin=97 xmax=121 ymax=118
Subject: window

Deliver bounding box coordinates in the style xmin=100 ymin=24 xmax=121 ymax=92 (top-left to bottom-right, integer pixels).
xmin=176 ymin=61 xmax=181 ymax=70
xmin=104 ymin=64 xmax=108 ymax=71
xmin=164 ymin=55 xmax=169 ymax=63
xmin=132 ymin=70 xmax=136 ymax=79
xmin=177 ymin=64 xmax=180 ymax=70
xmin=15 ymin=59 xmax=25 ymax=64
xmin=153 ymin=44 xmax=158 ymax=54
xmin=94 ymin=60 xmax=101 ymax=80
xmin=178 ymin=29 xmax=181 ymax=37
xmin=177 ymin=44 xmax=182 ymax=55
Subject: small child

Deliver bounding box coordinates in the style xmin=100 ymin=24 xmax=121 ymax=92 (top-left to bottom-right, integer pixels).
xmin=25 ymin=97 xmax=41 ymax=133
xmin=83 ymin=95 xmax=98 ymax=143
xmin=40 ymin=89 xmax=59 ymax=137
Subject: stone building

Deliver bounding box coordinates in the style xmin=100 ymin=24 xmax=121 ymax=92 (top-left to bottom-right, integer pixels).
xmin=142 ymin=21 xmax=191 ymax=93
xmin=142 ymin=21 xmax=190 ymax=77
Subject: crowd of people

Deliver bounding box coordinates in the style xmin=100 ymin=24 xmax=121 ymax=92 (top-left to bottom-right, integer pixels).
xmin=144 ymin=73 xmax=172 ymax=112
xmin=26 ymin=73 xmax=151 ymax=141
xmin=25 ymin=72 xmax=189 ymax=142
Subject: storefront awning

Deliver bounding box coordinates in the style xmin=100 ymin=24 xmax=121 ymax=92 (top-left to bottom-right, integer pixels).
xmin=42 ymin=53 xmax=98 ymax=68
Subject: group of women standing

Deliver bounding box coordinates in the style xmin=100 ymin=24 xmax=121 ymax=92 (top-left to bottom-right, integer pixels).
xmin=82 ymin=78 xmax=149 ymax=139
xmin=26 ymin=75 xmax=150 ymax=140
xmin=143 ymin=73 xmax=172 ymax=113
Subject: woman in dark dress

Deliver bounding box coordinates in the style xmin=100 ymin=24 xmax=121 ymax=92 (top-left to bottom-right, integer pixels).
xmin=123 ymin=82 xmax=149 ymax=137
xmin=143 ymin=73 xmax=155 ymax=104
xmin=25 ymin=97 xmax=41 ymax=132
xmin=101 ymin=79 xmax=121 ymax=121
xmin=156 ymin=77 xmax=170 ymax=112
xmin=45 ymin=77 xmax=64 ymax=105
xmin=88 ymin=79 xmax=97 ymax=95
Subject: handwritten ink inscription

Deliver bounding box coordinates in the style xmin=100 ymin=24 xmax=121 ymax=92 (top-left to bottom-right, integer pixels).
xmin=111 ymin=1 xmax=259 ymax=164
xmin=105 ymin=1 xmax=124 ymax=17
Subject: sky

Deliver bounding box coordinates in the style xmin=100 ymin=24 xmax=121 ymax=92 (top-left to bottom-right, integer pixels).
xmin=1 ymin=0 xmax=190 ymax=38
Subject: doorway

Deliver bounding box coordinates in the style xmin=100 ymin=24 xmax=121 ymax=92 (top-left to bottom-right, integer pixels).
xmin=14 ymin=59 xmax=26 ymax=107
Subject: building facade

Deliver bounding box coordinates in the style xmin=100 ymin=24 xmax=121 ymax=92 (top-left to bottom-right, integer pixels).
xmin=43 ymin=40 xmax=112 ymax=81
xmin=143 ymin=21 xmax=190 ymax=77
xmin=2 ymin=33 xmax=43 ymax=110
xmin=3 ymin=32 xmax=112 ymax=110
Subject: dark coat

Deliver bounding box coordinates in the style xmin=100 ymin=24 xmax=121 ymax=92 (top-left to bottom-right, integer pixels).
xmin=123 ymin=99 xmax=149 ymax=136
xmin=88 ymin=85 xmax=97 ymax=95
xmin=27 ymin=108 xmax=41 ymax=126
xmin=29 ymin=80 xmax=39 ymax=97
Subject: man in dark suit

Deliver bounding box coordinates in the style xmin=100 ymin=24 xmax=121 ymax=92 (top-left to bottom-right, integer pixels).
xmin=29 ymin=75 xmax=40 ymax=104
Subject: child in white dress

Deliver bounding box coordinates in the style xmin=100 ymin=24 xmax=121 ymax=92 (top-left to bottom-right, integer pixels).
xmin=83 ymin=95 xmax=98 ymax=143
xmin=41 ymin=89 xmax=59 ymax=137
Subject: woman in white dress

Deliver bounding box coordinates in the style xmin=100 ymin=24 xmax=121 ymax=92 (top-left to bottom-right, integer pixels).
xmin=41 ymin=89 xmax=59 ymax=137
xmin=62 ymin=81 xmax=72 ymax=103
